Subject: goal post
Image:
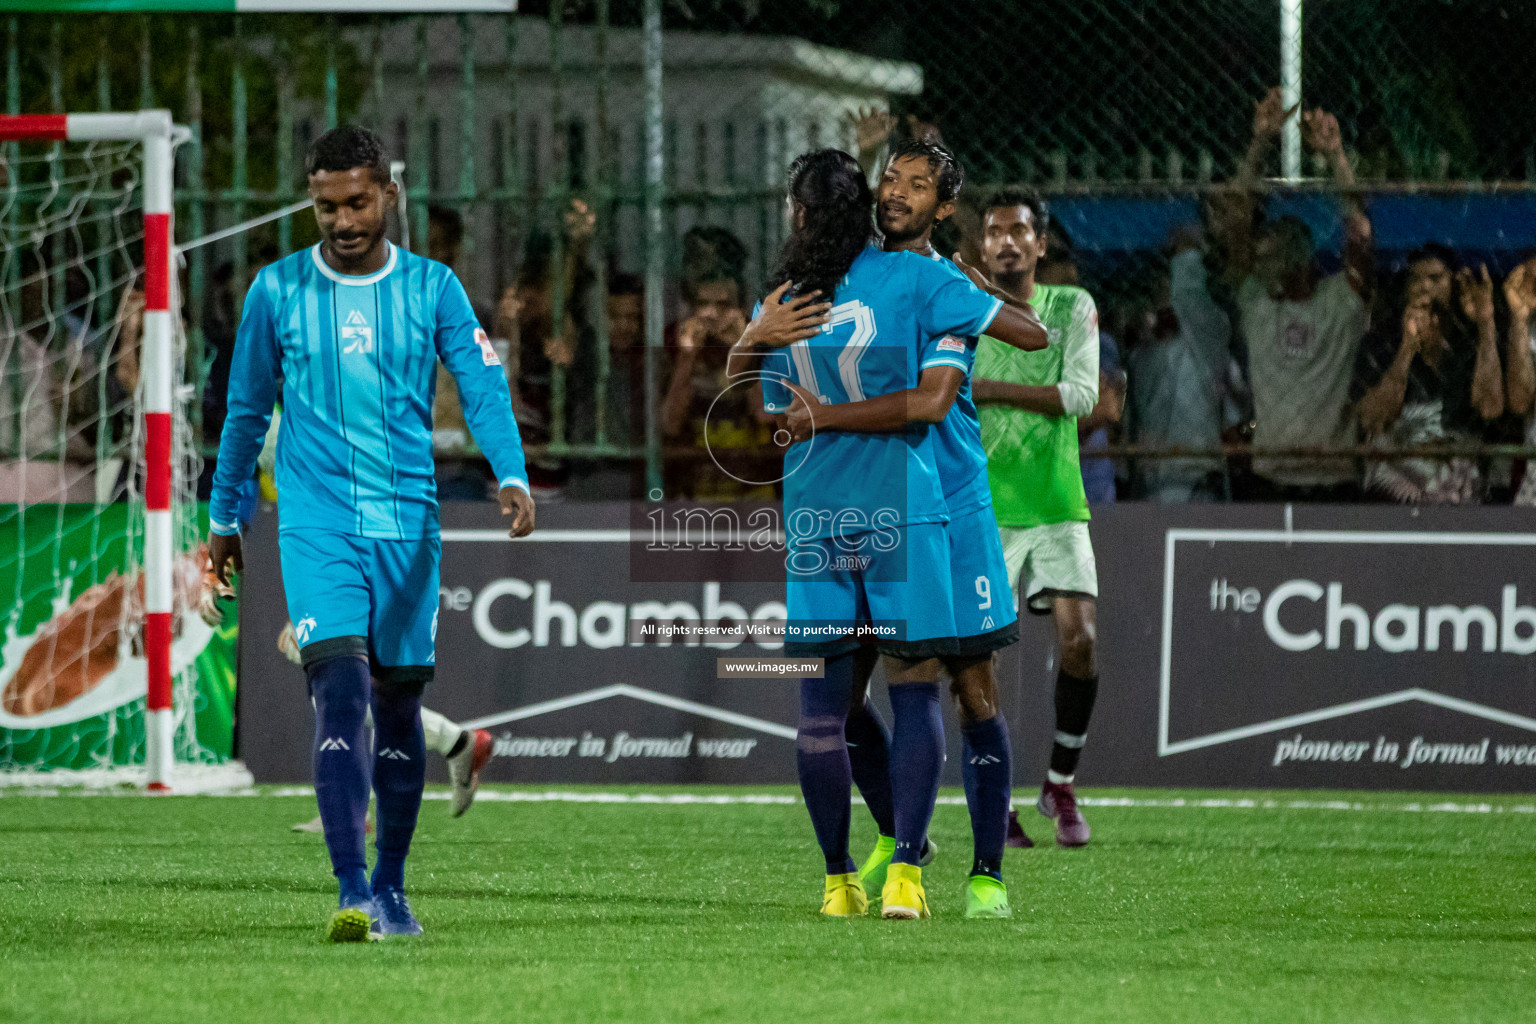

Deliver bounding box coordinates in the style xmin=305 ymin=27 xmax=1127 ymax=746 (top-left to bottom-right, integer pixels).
xmin=0 ymin=110 xmax=243 ymax=792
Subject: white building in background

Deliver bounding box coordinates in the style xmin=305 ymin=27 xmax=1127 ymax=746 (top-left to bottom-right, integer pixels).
xmin=315 ymin=14 xmax=922 ymax=304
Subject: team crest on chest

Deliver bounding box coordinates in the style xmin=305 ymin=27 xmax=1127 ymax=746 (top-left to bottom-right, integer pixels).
xmin=341 ymin=309 xmax=374 ymax=354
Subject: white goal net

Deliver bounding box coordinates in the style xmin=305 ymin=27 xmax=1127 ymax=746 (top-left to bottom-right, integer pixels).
xmin=0 ymin=112 xmax=248 ymax=791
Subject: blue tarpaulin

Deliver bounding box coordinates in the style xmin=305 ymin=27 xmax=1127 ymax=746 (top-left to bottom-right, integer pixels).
xmin=1053 ymin=192 xmax=1536 ymax=271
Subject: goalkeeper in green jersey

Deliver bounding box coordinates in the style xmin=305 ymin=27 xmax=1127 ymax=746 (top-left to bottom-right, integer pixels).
xmin=972 ymin=187 xmax=1105 ymax=848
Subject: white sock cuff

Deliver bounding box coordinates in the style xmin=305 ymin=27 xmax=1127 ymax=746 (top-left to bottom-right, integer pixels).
xmin=1054 ymin=730 xmax=1087 ymax=749
xmin=1047 ymin=769 xmax=1075 ymax=785
xmin=420 ymin=707 xmax=462 ymax=756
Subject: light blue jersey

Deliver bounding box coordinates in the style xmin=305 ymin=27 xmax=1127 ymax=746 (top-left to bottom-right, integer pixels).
xmin=917 ymin=250 xmax=993 ymax=517
xmin=761 ymin=245 xmax=1001 ymax=543
xmin=209 ymin=243 xmax=528 ymax=540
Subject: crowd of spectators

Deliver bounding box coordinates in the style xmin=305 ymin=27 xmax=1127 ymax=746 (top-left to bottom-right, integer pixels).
xmin=0 ymin=252 xmax=137 ymax=504
xmin=1105 ymin=87 xmax=1536 ymax=507
xmin=11 ymin=85 xmax=1536 ymax=509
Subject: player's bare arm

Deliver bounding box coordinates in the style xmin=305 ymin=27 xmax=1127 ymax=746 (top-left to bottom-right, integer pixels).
xmin=952 ymin=252 xmax=1048 ymax=351
xmin=973 ymin=376 xmax=1068 ymax=417
xmin=975 ymin=294 xmax=1099 ymax=419
xmin=1461 ymin=264 xmax=1505 ymax=421
xmin=1504 ymin=258 xmax=1536 ymax=416
xmin=727 ymin=282 xmax=831 ymax=378
xmin=783 ymin=366 xmax=965 ymax=443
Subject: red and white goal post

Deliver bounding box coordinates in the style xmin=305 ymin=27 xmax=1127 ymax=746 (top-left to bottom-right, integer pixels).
xmin=0 ymin=111 xmax=233 ymax=792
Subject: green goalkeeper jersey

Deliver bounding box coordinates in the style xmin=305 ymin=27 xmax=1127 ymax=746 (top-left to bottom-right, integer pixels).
xmin=975 ymin=282 xmax=1100 ymax=529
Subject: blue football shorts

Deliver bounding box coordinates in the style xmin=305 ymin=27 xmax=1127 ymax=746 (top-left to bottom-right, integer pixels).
xmin=784 ymin=521 xmax=956 ymax=659
xmin=279 ymin=527 xmax=440 ymax=679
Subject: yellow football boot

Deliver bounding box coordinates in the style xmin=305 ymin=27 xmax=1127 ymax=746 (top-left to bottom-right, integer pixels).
xmin=820 ymin=872 xmax=869 ymax=918
xmin=880 ymin=862 xmax=930 ymax=920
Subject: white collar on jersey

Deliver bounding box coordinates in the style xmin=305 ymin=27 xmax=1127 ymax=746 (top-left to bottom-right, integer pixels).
xmin=310 ymin=240 xmax=398 ymax=286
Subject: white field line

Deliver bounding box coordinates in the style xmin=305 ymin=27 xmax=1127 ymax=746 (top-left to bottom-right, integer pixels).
xmin=5 ymin=786 xmax=1533 ymax=814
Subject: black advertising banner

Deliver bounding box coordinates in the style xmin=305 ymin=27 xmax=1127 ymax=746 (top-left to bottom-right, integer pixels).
xmin=238 ymin=502 xmax=1536 ymax=793
xmin=239 ymin=503 xmax=806 ymax=785
xmin=1089 ymin=503 xmax=1536 ymax=792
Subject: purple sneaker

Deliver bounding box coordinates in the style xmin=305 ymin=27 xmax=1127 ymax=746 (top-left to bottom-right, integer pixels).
xmin=1004 ymin=809 xmax=1034 ymax=849
xmin=1038 ymin=781 xmax=1090 ymax=847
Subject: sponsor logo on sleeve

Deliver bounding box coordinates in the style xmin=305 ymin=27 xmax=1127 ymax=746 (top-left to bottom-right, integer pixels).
xmin=475 ymin=328 xmax=500 ymax=366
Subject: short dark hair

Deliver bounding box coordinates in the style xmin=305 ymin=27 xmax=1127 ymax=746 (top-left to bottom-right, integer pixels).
xmin=886 ymin=137 xmax=965 ymax=203
xmin=983 ymin=186 xmax=1049 ymax=234
xmin=305 ymin=125 xmax=390 ymax=185
xmin=428 ymin=204 xmax=464 ymax=248
xmin=1406 ymin=242 xmax=1458 ymax=272
xmin=681 ymin=225 xmax=747 ymax=304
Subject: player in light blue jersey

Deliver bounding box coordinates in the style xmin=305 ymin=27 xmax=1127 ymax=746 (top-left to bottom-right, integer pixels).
xmin=779 ymin=139 xmax=1032 ymax=919
xmin=207 ymin=127 xmax=535 ymax=942
xmin=730 ymin=149 xmax=1044 ymax=920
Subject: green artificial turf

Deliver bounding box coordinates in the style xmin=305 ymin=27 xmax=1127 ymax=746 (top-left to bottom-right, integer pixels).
xmin=1 ymin=786 xmax=1534 ymax=1023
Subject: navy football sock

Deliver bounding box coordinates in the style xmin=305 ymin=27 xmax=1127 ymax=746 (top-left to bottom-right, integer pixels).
xmin=795 ymin=653 xmax=857 ymax=875
xmin=845 ymin=696 xmax=896 ymax=838
xmin=889 ymin=681 xmax=944 ymax=867
xmin=369 ymin=687 xmax=426 ymax=893
xmin=961 ymin=715 xmax=1012 ymax=879
xmin=308 ymin=654 xmax=372 ymax=899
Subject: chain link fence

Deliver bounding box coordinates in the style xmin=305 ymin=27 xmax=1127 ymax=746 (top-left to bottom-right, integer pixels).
xmin=5 ymin=1 xmax=1536 ymax=506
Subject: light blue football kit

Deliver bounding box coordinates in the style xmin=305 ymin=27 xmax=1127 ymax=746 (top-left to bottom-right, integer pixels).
xmin=760 ymin=245 xmax=1001 ymax=657
xmin=210 ymin=242 xmax=528 ymax=678
xmin=920 ymin=251 xmax=1018 ymax=656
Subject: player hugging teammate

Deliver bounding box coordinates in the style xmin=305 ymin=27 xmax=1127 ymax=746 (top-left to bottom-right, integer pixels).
xmin=732 ymin=146 xmax=1049 ymax=919
xmin=208 ymin=126 xmax=535 ymax=942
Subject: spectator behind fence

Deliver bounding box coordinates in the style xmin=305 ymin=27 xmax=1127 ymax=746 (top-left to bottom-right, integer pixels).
xmin=1035 ymin=229 xmax=1125 ymax=503
xmin=1351 ymin=245 xmax=1504 ymax=503
xmin=1207 ymin=89 xmax=1374 ymax=500
xmin=428 ymin=204 xmax=497 ymax=332
xmin=849 ymin=102 xmax=944 ymax=184
xmin=1125 ymin=228 xmax=1234 ymax=502
xmin=428 ymin=205 xmax=508 ymax=500
xmin=10 ymin=249 xmax=202 ymax=505
xmin=565 ymin=272 xmax=647 ymax=500
xmin=661 ymin=226 xmax=774 ymax=500
xmin=501 ymin=199 xmax=596 ymax=448
xmin=203 ymin=244 xmax=281 ymax=447
xmin=1239 ymin=214 xmax=1373 ymax=499
xmin=0 ymin=312 xmax=95 ymax=503
xmin=1502 ymin=256 xmax=1536 ymax=505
